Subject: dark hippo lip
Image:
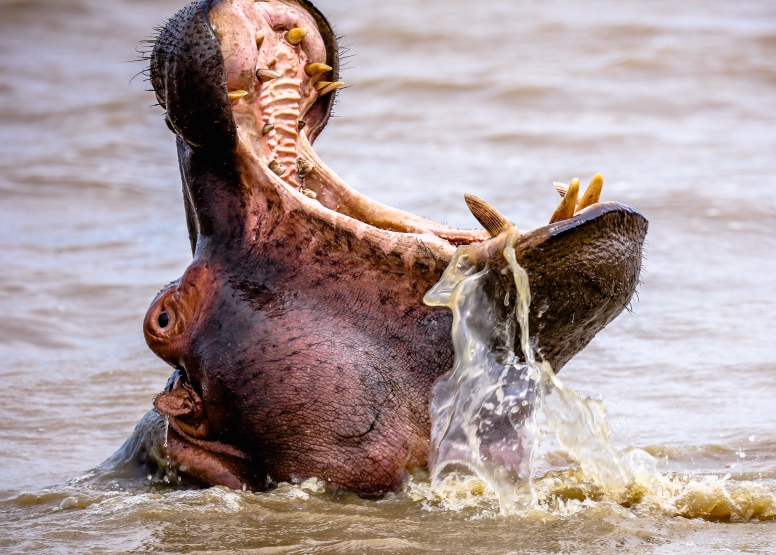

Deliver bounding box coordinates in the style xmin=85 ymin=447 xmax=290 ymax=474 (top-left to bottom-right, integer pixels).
xmin=156 ymin=368 xmax=251 ymax=461
xmin=129 ymin=0 xmax=649 ymax=495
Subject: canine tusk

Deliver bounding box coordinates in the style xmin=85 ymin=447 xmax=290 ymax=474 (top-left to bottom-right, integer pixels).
xmin=228 ymin=90 xmax=248 ymax=101
xmin=464 ymin=194 xmax=513 ymax=237
xmin=256 ymin=69 xmax=282 ymax=82
xmin=549 ymin=178 xmax=580 ymax=224
xmin=576 ymin=173 xmax=603 ymax=212
xmin=255 ymin=31 xmax=265 ymax=48
xmin=316 ymin=81 xmax=344 ymax=96
xmin=305 ymin=63 xmax=332 ymax=77
xmin=285 ymin=27 xmax=307 ymax=45
xmin=553 ymin=182 xmax=577 ymax=205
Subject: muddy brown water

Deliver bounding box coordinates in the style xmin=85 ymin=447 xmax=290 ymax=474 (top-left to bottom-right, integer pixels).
xmin=1 ymin=0 xmax=776 ymax=553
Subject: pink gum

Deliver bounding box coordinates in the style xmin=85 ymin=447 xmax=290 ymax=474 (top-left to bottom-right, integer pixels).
xmin=209 ymin=0 xmax=327 ymax=190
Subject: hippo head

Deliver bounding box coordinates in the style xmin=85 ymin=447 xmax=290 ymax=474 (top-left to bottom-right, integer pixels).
xmin=140 ymin=0 xmax=647 ymax=495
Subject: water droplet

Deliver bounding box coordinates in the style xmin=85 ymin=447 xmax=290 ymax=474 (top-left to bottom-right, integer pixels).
xmin=59 ymin=497 xmax=79 ymax=510
xmin=163 ymin=415 xmax=170 ymax=448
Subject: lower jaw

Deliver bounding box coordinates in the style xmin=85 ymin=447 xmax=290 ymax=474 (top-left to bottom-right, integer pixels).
xmin=149 ymin=420 xmax=263 ymax=491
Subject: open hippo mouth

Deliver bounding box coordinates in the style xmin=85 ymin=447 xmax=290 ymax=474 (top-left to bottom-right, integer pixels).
xmin=134 ymin=0 xmax=647 ymax=494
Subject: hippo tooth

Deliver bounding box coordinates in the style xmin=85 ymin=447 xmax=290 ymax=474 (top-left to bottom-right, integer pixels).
xmin=256 ymin=69 xmax=282 ymax=82
xmin=553 ymin=182 xmax=578 ymax=206
xmin=549 ymin=178 xmax=580 ymax=224
xmin=316 ymin=81 xmax=344 ymax=96
xmin=268 ymin=161 xmax=285 ymax=176
xmin=255 ymin=31 xmax=265 ymax=48
xmin=464 ymin=194 xmax=513 ymax=237
xmin=297 ymin=120 xmax=306 ymax=130
xmin=262 ymin=123 xmax=275 ymax=135
xmin=304 ymin=63 xmax=332 ymax=77
xmin=314 ymin=81 xmax=331 ymax=91
xmin=576 ymin=173 xmax=603 ymax=212
xmin=300 ymin=188 xmax=317 ymax=199
xmin=296 ymin=157 xmax=315 ymax=180
xmin=285 ymin=27 xmax=307 ymax=45
xmin=228 ymin=90 xmax=248 ymax=101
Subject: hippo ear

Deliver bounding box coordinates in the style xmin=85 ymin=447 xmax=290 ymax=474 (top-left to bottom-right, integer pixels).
xmin=150 ymin=0 xmax=237 ymax=150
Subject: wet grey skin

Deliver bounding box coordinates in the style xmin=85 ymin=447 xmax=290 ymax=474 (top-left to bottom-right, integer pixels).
xmin=101 ymin=0 xmax=648 ymax=495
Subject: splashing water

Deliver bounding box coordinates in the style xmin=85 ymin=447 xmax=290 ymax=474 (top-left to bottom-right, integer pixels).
xmin=424 ymin=231 xmax=656 ymax=515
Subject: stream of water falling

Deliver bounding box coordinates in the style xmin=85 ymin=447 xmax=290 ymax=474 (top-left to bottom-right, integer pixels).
xmin=425 ymin=231 xmax=660 ymax=514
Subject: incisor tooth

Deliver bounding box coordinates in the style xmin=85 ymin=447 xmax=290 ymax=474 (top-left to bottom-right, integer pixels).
xmin=304 ymin=63 xmax=332 ymax=77
xmin=256 ymin=69 xmax=282 ymax=82
xmin=553 ymin=182 xmax=578 ymax=206
xmin=285 ymin=28 xmax=307 ymax=45
xmin=268 ymin=161 xmax=285 ymax=176
xmin=464 ymin=194 xmax=513 ymax=237
xmin=228 ymin=90 xmax=248 ymax=101
xmin=576 ymin=173 xmax=603 ymax=212
xmin=262 ymin=123 xmax=274 ymax=135
xmin=316 ymin=81 xmax=344 ymax=96
xmin=549 ymin=178 xmax=580 ymax=224
xmin=255 ymin=31 xmax=265 ymax=48
xmin=300 ymin=188 xmax=317 ymax=199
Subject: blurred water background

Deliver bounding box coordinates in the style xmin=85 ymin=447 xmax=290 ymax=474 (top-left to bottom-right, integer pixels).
xmin=0 ymin=0 xmax=775 ymax=552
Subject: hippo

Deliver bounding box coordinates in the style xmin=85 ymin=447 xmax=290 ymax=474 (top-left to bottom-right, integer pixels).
xmin=107 ymin=0 xmax=647 ymax=495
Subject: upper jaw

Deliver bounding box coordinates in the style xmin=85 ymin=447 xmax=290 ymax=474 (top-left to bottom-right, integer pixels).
xmin=154 ymin=0 xmax=637 ymax=260
xmin=204 ymin=0 xmax=492 ymax=253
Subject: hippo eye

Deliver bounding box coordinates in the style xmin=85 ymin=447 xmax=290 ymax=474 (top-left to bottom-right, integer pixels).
xmin=158 ymin=311 xmax=170 ymax=329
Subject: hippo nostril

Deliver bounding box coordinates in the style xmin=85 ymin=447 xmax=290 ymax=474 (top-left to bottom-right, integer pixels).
xmin=158 ymin=311 xmax=170 ymax=329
